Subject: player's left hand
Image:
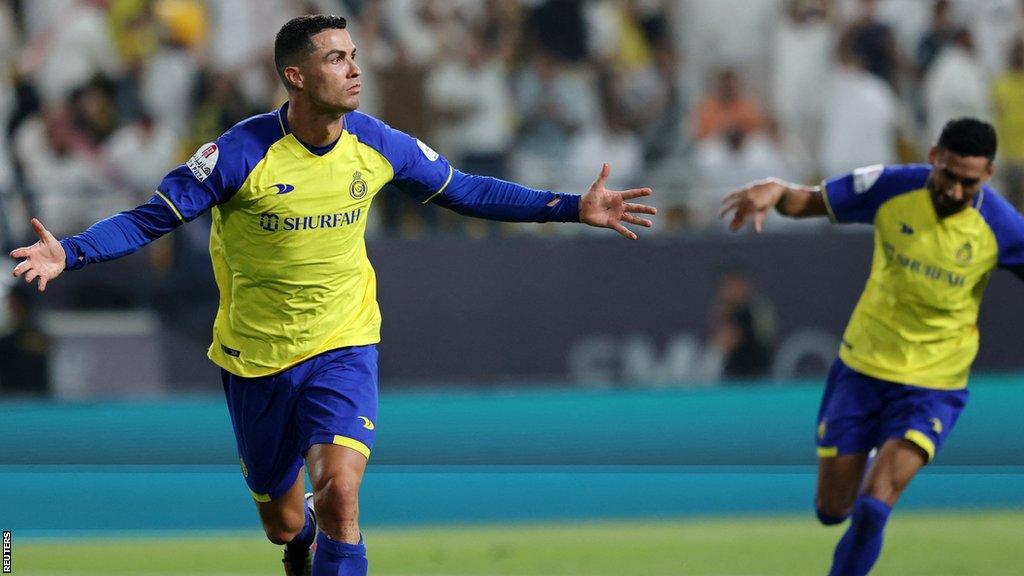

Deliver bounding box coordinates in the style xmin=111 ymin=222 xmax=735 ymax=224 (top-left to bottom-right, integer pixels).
xmin=579 ymin=163 xmax=656 ymax=240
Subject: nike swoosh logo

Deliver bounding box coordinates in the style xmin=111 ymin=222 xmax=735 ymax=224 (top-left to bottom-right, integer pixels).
xmin=358 ymin=416 xmax=375 ymax=430
xmin=272 ymin=184 xmax=295 ymax=195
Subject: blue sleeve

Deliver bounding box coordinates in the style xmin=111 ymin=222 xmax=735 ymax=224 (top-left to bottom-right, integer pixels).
xmin=429 ymin=170 xmax=580 ymax=223
xmin=155 ymin=129 xmax=252 ymax=222
xmin=59 ymin=195 xmax=182 ymax=271
xmin=345 ymin=112 xmax=453 ymax=202
xmin=822 ymin=164 xmax=931 ymax=224
xmin=977 ymin=187 xmax=1024 ymax=279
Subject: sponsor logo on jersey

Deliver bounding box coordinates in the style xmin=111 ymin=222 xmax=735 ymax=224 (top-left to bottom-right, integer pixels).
xmin=881 ymin=242 xmax=966 ymax=287
xmin=272 ymin=183 xmax=295 ymax=195
xmin=930 ymin=417 xmax=943 ymax=434
xmin=259 ymin=213 xmax=280 ymax=232
xmin=240 ymin=457 xmax=249 ymax=478
xmin=358 ymin=416 xmax=375 ymax=430
xmin=186 ymin=142 xmax=219 ymax=182
xmin=350 ymin=171 xmax=367 ymax=199
xmin=900 ymin=222 xmax=914 ymax=235
xmin=258 ymin=208 xmax=362 ymax=233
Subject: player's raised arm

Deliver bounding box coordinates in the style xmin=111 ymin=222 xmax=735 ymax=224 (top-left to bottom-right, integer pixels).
xmin=578 ymin=163 xmax=656 ymax=240
xmin=10 ymin=218 xmax=66 ymax=292
xmin=719 ymin=177 xmax=828 ymax=233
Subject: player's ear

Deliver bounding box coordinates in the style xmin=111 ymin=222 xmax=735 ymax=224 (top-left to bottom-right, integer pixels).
xmin=283 ymin=66 xmax=304 ymax=91
xmin=927 ymin=146 xmax=938 ymax=165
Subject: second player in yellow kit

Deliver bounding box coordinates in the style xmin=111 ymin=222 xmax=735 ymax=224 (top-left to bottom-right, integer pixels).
xmin=721 ymin=118 xmax=1024 ymax=576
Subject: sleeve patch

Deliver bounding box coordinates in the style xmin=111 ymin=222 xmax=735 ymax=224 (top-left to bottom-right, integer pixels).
xmin=186 ymin=142 xmax=219 ymax=182
xmin=416 ymin=139 xmax=440 ymax=162
xmin=853 ymin=164 xmax=884 ymax=194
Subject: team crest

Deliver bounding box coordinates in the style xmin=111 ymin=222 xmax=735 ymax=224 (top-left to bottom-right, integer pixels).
xmin=350 ymin=171 xmax=368 ymax=199
xmin=955 ymin=242 xmax=973 ymax=266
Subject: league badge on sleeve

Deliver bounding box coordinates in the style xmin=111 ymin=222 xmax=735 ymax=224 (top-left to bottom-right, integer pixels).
xmin=416 ymin=139 xmax=440 ymax=162
xmin=187 ymin=142 xmax=219 ymax=182
xmin=853 ymin=164 xmax=884 ymax=194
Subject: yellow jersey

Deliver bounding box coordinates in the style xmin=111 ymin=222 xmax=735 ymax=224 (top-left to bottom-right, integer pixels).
xmin=155 ymin=104 xmax=454 ymax=377
xmin=822 ymin=164 xmax=1024 ymax=389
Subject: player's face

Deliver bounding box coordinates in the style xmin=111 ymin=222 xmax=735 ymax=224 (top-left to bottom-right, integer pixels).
xmin=926 ymin=147 xmax=994 ymax=218
xmin=303 ymin=29 xmax=361 ymax=114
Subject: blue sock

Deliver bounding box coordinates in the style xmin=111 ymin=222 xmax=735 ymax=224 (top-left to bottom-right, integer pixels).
xmin=828 ymin=495 xmax=891 ymax=576
xmin=313 ymin=531 xmax=367 ymax=576
xmin=289 ymin=505 xmax=316 ymax=550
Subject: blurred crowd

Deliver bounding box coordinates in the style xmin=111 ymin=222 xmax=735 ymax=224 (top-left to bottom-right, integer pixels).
xmin=3 ymin=0 xmax=1024 ymax=394
xmin=2 ymin=0 xmax=1024 ymax=245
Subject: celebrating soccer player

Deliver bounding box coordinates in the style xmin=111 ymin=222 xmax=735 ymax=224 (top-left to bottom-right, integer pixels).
xmin=720 ymin=118 xmax=1024 ymax=576
xmin=8 ymin=15 xmax=655 ymax=576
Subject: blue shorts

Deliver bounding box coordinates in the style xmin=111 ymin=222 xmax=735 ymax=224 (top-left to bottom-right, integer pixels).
xmin=221 ymin=345 xmax=379 ymax=502
xmin=816 ymin=358 xmax=968 ymax=463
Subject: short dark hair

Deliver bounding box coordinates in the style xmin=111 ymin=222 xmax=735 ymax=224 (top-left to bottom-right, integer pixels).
xmin=937 ymin=117 xmax=998 ymax=161
xmin=274 ymin=15 xmax=348 ymax=88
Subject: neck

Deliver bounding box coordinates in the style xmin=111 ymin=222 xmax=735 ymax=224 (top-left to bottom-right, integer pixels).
xmin=286 ymin=97 xmax=346 ymax=147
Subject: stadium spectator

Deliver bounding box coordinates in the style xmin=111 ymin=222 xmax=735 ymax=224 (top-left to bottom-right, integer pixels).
xmin=972 ymin=0 xmax=1024 ymax=76
xmin=692 ymin=67 xmax=767 ymax=143
xmin=104 ymin=110 xmax=179 ymax=195
xmin=772 ymin=0 xmax=833 ymax=177
xmin=18 ymin=0 xmax=124 ymax=106
xmin=708 ymin=270 xmax=777 ymax=381
xmin=916 ymin=0 xmax=958 ymax=77
xmin=840 ymin=0 xmax=902 ymax=91
xmin=425 ymin=23 xmax=514 ymax=180
xmin=136 ymin=2 xmax=206 ymax=134
xmin=0 ymin=284 xmax=50 ymax=397
xmin=923 ymin=28 xmax=991 ymax=144
xmin=820 ymin=37 xmax=900 ymax=176
xmin=993 ymin=38 xmax=1024 ymax=208
xmin=510 ymin=49 xmax=597 ymax=191
xmin=12 ymin=106 xmax=112 ymax=236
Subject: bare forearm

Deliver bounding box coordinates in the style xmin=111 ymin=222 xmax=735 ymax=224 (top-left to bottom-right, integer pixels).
xmin=775 ymin=181 xmax=828 ymax=219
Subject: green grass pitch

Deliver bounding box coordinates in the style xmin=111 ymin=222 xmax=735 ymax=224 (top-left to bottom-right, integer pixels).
xmin=12 ymin=510 xmax=1024 ymax=575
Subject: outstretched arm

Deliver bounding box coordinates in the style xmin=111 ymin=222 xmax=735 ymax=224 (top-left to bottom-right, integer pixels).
xmin=719 ymin=177 xmax=828 ymax=233
xmin=10 ymin=197 xmax=182 ymax=291
xmin=431 ymin=164 xmax=656 ymax=240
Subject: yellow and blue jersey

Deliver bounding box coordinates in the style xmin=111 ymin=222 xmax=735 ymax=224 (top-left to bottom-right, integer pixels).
xmin=60 ymin=104 xmax=579 ymax=377
xmin=822 ymin=164 xmax=1024 ymax=389
xmin=153 ymin=105 xmax=456 ymax=376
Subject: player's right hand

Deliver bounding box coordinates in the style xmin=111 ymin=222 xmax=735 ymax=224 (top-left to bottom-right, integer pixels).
xmin=719 ymin=178 xmax=786 ymax=233
xmin=10 ymin=218 xmax=67 ymax=292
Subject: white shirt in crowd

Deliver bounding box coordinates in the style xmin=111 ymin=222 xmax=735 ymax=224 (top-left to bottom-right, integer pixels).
xmin=820 ymin=65 xmax=900 ymax=177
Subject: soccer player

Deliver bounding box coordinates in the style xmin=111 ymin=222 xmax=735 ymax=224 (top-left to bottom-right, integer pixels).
xmin=720 ymin=118 xmax=1024 ymax=576
xmin=8 ymin=15 xmax=656 ymax=576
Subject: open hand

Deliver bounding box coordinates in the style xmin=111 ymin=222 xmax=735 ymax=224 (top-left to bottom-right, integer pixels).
xmin=10 ymin=218 xmax=66 ymax=292
xmin=579 ymin=163 xmax=656 ymax=240
xmin=719 ymin=178 xmax=787 ymax=233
